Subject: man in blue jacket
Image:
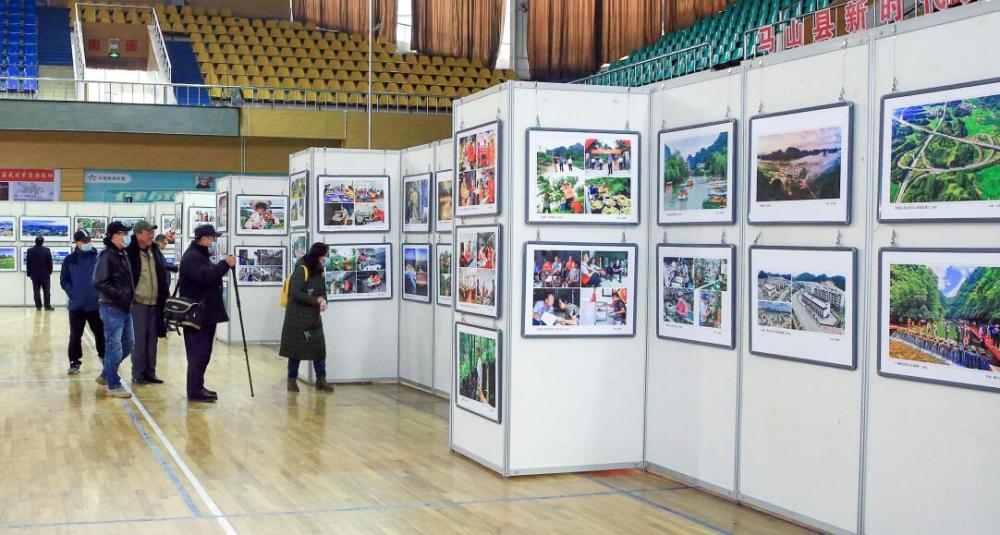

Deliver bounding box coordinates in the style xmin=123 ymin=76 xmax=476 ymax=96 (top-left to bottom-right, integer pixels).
xmin=60 ymin=230 xmax=105 ymax=374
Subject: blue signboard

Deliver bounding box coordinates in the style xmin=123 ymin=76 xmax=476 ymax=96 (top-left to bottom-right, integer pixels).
xmin=83 ymin=170 xmax=283 ymax=203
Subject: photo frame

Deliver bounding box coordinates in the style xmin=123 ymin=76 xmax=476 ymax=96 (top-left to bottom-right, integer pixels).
xmin=522 ymin=241 xmax=638 ymax=338
xmin=215 ymin=191 xmax=229 ymax=233
xmin=173 ymin=202 xmax=184 ymax=237
xmin=436 ymin=243 xmax=453 ymax=306
xmin=0 ymin=216 xmax=15 ymax=242
xmin=526 ymin=128 xmax=640 ymax=225
xmin=289 ymin=231 xmax=309 ymax=272
xmin=878 ymin=77 xmax=1000 ymax=222
xmin=160 ymin=214 xmax=178 ymax=246
xmin=878 ymin=248 xmax=1000 ymax=393
xmin=289 ymin=170 xmax=309 ymax=229
xmin=24 ymin=245 xmax=71 ymax=272
xmin=0 ymin=246 xmax=17 ymax=271
xmin=454 ymin=322 xmax=502 ymax=423
xmin=74 ymin=216 xmax=108 ymax=241
xmin=235 ymin=194 xmax=288 ymax=236
xmin=233 ymin=245 xmax=286 ymax=286
xmin=402 ymin=243 xmax=432 ymax=303
xmin=455 ymin=120 xmax=501 ymax=217
xmin=455 ymin=224 xmax=501 ymax=318
xmin=748 ymin=102 xmax=853 ymax=224
xmin=186 ymin=206 xmax=216 ymax=238
xmin=323 ymin=243 xmax=392 ymax=301
xmin=402 ymin=173 xmax=432 ymax=233
xmin=317 ymin=175 xmax=390 ymax=233
xmin=211 ymin=235 xmax=228 ymax=264
xmin=435 ymin=169 xmax=454 ymax=233
xmin=19 ymin=216 xmax=71 ymax=242
xmin=658 ymin=120 xmax=737 ymax=225
xmin=749 ymin=245 xmax=857 ymax=369
xmin=656 ymin=243 xmax=736 ymax=348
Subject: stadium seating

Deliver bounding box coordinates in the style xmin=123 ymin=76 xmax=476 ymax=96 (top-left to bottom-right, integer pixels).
xmin=0 ymin=0 xmax=39 ymax=92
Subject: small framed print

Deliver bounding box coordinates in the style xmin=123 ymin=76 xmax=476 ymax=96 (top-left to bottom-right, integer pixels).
xmin=216 ymin=191 xmax=229 ymax=233
xmin=289 ymin=170 xmax=309 ymax=229
xmin=435 ymin=169 xmax=454 ymax=233
xmin=402 ymin=242 xmax=432 ymax=303
xmin=657 ymin=243 xmax=736 ymax=348
xmin=317 ymin=175 xmax=390 ymax=233
xmin=74 ymin=216 xmax=108 ymax=241
xmin=437 ymin=243 xmax=453 ymax=306
xmin=234 ymin=245 xmax=286 ymax=286
xmin=289 ymin=231 xmax=309 ymax=272
xmin=235 ymin=194 xmax=288 ymax=236
xmin=323 ymin=243 xmax=392 ymax=301
xmin=455 ymin=224 xmax=501 ymax=318
xmin=0 ymin=216 xmax=15 ymax=242
xmin=20 ymin=216 xmax=71 ymax=242
xmin=402 ymin=173 xmax=431 ymax=233
xmin=0 ymin=246 xmax=17 ymax=271
xmin=658 ymin=120 xmax=736 ymax=225
xmin=454 ymin=322 xmax=502 ymax=423
xmin=455 ymin=120 xmax=501 ymax=217
xmin=187 ymin=206 xmax=216 ymax=238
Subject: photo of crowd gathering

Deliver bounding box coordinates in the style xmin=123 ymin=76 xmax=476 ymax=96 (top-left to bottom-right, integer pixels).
xmin=457 ymin=123 xmax=498 ymax=214
xmin=324 ymin=245 xmax=390 ymax=300
xmin=456 ymin=226 xmax=498 ymax=316
xmin=320 ymin=177 xmax=388 ymax=231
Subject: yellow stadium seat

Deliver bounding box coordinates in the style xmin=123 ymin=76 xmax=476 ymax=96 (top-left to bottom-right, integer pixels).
xmin=291 ymin=67 xmax=306 ymax=78
xmin=261 ymin=65 xmax=276 ymax=77
xmin=192 ymin=6 xmax=206 ymax=16
xmin=392 ymin=73 xmax=406 ymax=84
xmin=235 ymin=75 xmax=250 ymax=87
xmin=222 ymin=43 xmax=236 ymax=55
xmin=231 ymin=65 xmax=246 ymax=76
xmin=221 ymin=8 xmax=233 ymax=17
xmin=304 ymin=21 xmax=316 ymax=30
xmin=196 ymin=50 xmax=211 ymax=63
xmin=226 ymin=54 xmax=240 ymax=65
xmin=265 ymin=19 xmax=278 ymax=29
xmin=250 ymin=76 xmax=266 ymax=87
xmin=218 ymin=35 xmax=233 ymax=45
xmin=246 ymin=36 xmax=261 ymax=46
xmin=209 ymin=53 xmax=225 ymax=64
xmin=252 ymin=19 xmax=264 ymax=28
xmin=281 ymin=28 xmax=295 ymax=39
xmin=376 ymin=72 xmax=390 ymax=83
xmin=397 ymin=63 xmax=411 ymax=74
xmin=311 ymin=79 xmax=326 ymax=90
xmin=378 ymin=94 xmax=395 ymax=107
xmin=269 ymin=56 xmax=284 ymax=67
xmin=458 ymin=87 xmax=471 ymax=97
xmin=271 ymin=89 xmax=286 ymax=102
xmin=444 ymin=86 xmax=458 ymax=97
xmin=296 ymin=79 xmax=311 ymax=90
xmin=430 ymin=56 xmax=443 ymax=67
xmin=171 ymin=22 xmax=185 ymax=33
xmin=318 ymin=70 xmax=333 ymax=81
xmin=289 ymin=38 xmax=302 ymax=48
xmin=298 ymin=58 xmax=313 ymax=68
xmin=456 ymin=57 xmax=470 ymax=68
xmin=281 ymin=78 xmax=296 ymax=89
xmin=285 ymin=58 xmax=299 ymax=68
xmin=200 ymin=63 xmax=213 ymax=76
xmin=439 ymin=66 xmax=453 ymax=76
xmin=288 ymin=90 xmax=305 ymax=104
xmin=333 ymin=71 xmax=348 ymax=82
xmin=292 ymin=21 xmax=305 ymax=31
xmin=444 ymin=57 xmax=457 ymax=67
xmin=203 ymin=33 xmax=218 ymax=44
xmin=313 ymin=59 xmax=328 ymax=69
xmin=204 ymin=73 xmax=219 ymax=85
xmin=336 ymin=32 xmax=349 ymax=42
xmin=265 ymin=77 xmax=280 ymax=88
xmin=429 ymin=85 xmax=442 ymax=96
xmin=208 ymin=43 xmax=222 ymax=55
xmin=322 ymin=49 xmax=337 ymax=60
xmin=306 ymin=68 xmax=320 ymax=79
xmin=324 ymin=80 xmax=341 ymax=91
xmin=350 ymin=51 xmax=365 ymax=62
xmin=310 ymin=31 xmax=323 ymax=41
xmin=477 ymin=78 xmax=489 ymax=89
xmin=280 ymin=48 xmax=294 ymax=58
xmin=396 ymin=95 xmax=410 ymax=108
xmin=294 ymin=49 xmax=309 ymax=59
xmin=406 ymin=74 xmax=421 ymax=85
xmin=421 ymin=75 xmax=434 ymax=85
xmin=356 ymin=81 xmax=368 ymax=92
xmin=180 ymin=5 xmax=193 ymax=16
xmin=247 ymin=65 xmax=262 ymax=76
xmin=276 ymin=67 xmax=291 ymax=78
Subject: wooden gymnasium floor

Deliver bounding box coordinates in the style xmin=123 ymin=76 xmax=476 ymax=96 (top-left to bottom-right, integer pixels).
xmin=0 ymin=308 xmax=817 ymax=534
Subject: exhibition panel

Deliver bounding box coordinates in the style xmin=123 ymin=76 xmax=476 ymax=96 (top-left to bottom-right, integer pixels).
xmin=433 ymin=140 xmax=455 ymax=397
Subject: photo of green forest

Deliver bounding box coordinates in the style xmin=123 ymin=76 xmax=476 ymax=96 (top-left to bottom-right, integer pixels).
xmin=457 ymin=329 xmax=499 ymax=420
xmin=662 ymin=125 xmax=730 ymax=212
xmin=888 ymin=90 xmax=1000 ymax=204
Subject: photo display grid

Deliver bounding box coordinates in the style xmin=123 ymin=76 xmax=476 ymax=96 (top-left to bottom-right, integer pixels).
xmin=454 ymin=322 xmax=502 ymax=423
xmin=658 ymin=120 xmax=736 ymax=225
xmin=74 ymin=216 xmax=108 ymax=241
xmin=20 ymin=216 xmax=71 ymax=242
xmin=402 ymin=173 xmax=431 ymax=233
xmin=289 ymin=170 xmax=309 ymax=229
xmin=236 ymin=194 xmax=288 ymax=236
xmin=455 ymin=121 xmax=500 ymax=216
xmin=24 ymin=245 xmax=72 ymax=271
xmin=160 ymin=214 xmax=177 ymax=246
xmin=750 ymin=246 xmax=857 ymax=368
xmin=234 ymin=245 xmax=286 ymax=286
xmin=187 ymin=206 xmax=216 ymax=238
xmin=402 ymin=243 xmax=432 ymax=303
xmin=749 ymin=103 xmax=853 ymax=224
xmin=879 ymin=78 xmax=1000 ymax=222
xmin=0 ymin=216 xmax=15 ymax=242
xmin=523 ymin=242 xmax=637 ymax=337
xmin=657 ymin=244 xmax=735 ymax=348
xmin=879 ymin=249 xmax=1000 ymax=393
xmin=435 ymin=170 xmax=454 ymax=232
xmin=527 ymin=129 xmax=639 ymax=224
xmin=289 ymin=231 xmax=309 ymax=272
xmin=323 ymin=243 xmax=392 ymax=301
xmin=317 ymin=175 xmax=390 ymax=233
xmin=437 ymin=243 xmax=453 ymax=306
xmin=0 ymin=245 xmax=17 ymax=271
xmin=455 ymin=224 xmax=500 ymax=318
xmin=216 ymin=191 xmax=229 ymax=233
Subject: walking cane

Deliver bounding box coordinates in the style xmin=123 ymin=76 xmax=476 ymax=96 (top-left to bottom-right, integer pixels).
xmin=230 ymin=266 xmax=255 ymax=397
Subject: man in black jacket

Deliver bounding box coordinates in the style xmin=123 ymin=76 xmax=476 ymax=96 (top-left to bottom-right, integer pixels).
xmin=93 ymin=221 xmax=136 ymax=399
xmin=125 ymin=220 xmax=168 ymax=385
xmin=25 ymin=235 xmax=54 ymax=311
xmin=61 ymin=230 xmax=105 ymax=374
xmin=179 ymin=224 xmax=235 ymax=402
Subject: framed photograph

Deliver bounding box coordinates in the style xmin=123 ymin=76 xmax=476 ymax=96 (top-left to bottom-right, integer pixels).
xmin=173 ymin=203 xmax=184 ymax=237
xmin=317 ymin=175 xmax=390 ymax=233
xmin=437 ymin=243 xmax=453 ymax=306
xmin=289 ymin=231 xmax=309 ymax=272
xmin=323 ymin=243 xmax=392 ymax=301
xmin=289 ymin=170 xmax=309 ymax=229
xmin=402 ymin=173 xmax=431 ymax=233
xmin=0 ymin=246 xmax=17 ymax=271
xmin=455 ymin=120 xmax=501 ymax=216
xmin=878 ymin=78 xmax=1000 ymax=222
xmin=235 ymin=194 xmax=288 ymax=236
xmin=215 ymin=191 xmax=229 ymax=233
xmin=454 ymin=322 xmax=502 ymax=423
xmin=24 ymin=245 xmax=71 ymax=272
xmin=749 ymin=246 xmax=857 ymax=369
xmin=234 ymin=246 xmax=286 ymax=286
xmin=160 ymin=214 xmax=178 ymax=246
xmin=435 ymin=169 xmax=454 ymax=232
xmin=186 ymin=206 xmax=216 ymax=238
xmin=657 ymin=244 xmax=736 ymax=348
xmin=527 ymin=128 xmax=639 ymax=225
xmin=0 ymin=216 xmax=15 ymax=242
xmin=455 ymin=224 xmax=501 ymax=318
xmin=19 ymin=216 xmax=71 ymax=242
xmin=748 ymin=103 xmax=853 ymax=224
xmin=210 ymin=236 xmax=228 ymax=264
xmin=522 ymin=242 xmax=637 ymax=337
xmin=74 ymin=216 xmax=108 ymax=241
xmin=658 ymin=120 xmax=736 ymax=225
xmin=879 ymin=248 xmax=1000 ymax=393
xmin=402 ymin=243 xmax=432 ymax=302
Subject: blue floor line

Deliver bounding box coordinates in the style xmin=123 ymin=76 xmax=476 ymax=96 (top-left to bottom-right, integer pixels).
xmin=585 ymin=475 xmax=733 ymax=535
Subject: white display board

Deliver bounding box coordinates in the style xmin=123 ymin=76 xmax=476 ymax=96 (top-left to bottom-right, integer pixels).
xmin=433 ymin=139 xmax=455 ymax=397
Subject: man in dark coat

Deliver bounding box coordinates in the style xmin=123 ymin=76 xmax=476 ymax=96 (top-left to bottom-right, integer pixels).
xmin=179 ymin=224 xmax=235 ymax=402
xmin=93 ymin=221 xmax=136 ymax=399
xmin=125 ymin=220 xmax=169 ymax=385
xmin=60 ymin=230 xmax=105 ymax=374
xmin=25 ymin=235 xmax=54 ymax=311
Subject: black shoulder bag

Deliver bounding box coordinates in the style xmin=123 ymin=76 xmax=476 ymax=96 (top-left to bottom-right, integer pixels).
xmin=164 ymin=282 xmax=206 ymax=332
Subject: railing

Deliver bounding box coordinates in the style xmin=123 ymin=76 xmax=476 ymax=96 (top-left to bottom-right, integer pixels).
xmin=0 ymin=77 xmax=453 ymax=114
xmin=570 ymin=43 xmax=713 ymax=86
xmin=73 ymin=3 xmax=173 ymax=86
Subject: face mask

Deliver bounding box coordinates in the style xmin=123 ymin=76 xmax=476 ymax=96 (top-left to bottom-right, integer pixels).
xmin=80 ymin=243 xmax=94 ymax=252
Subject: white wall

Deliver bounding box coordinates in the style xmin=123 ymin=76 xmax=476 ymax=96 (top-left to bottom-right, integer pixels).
xmin=433 ymin=139 xmax=454 ymax=396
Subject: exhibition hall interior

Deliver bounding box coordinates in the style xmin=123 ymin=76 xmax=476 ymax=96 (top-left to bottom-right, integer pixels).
xmin=0 ymin=0 xmax=996 ymax=533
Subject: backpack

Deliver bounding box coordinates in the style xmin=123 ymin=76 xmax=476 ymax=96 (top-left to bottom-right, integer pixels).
xmin=280 ymin=265 xmax=309 ymax=307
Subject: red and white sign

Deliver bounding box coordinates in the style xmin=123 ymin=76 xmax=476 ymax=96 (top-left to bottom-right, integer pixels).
xmin=0 ymin=168 xmax=60 ymax=201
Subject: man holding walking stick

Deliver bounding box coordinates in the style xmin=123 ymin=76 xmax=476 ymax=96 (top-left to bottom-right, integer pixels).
xmin=178 ymin=224 xmax=235 ymax=403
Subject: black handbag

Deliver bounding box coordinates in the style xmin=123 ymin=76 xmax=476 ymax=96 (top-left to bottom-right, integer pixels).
xmin=164 ymin=284 xmax=206 ymax=331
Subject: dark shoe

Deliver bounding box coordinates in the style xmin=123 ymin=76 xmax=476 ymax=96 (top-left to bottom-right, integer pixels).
xmin=35 ymin=307 xmax=41 ymax=311
xmin=44 ymin=307 xmax=55 ymax=311
xmin=132 ymin=377 xmax=150 ymax=385
xmin=145 ymin=376 xmax=165 ymax=384
xmin=68 ymin=363 xmax=81 ymax=375
xmin=187 ymin=394 xmax=216 ymax=403
xmin=202 ymin=387 xmax=217 ymax=397
xmin=287 ymin=379 xmax=299 ymax=392
xmin=316 ymin=378 xmax=335 ymax=392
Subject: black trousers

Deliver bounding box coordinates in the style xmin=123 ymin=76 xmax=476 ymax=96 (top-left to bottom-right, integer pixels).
xmin=183 ymin=323 xmax=217 ymax=397
xmin=68 ymin=309 xmax=105 ymax=364
xmin=31 ymin=277 xmax=50 ymax=309
xmin=130 ymin=303 xmax=159 ymax=380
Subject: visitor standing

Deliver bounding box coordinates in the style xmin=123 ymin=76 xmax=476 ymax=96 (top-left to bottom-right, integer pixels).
xmin=155 ymin=234 xmax=179 ymax=286
xmin=61 ymin=230 xmax=105 ymax=374
xmin=126 ymin=221 xmax=169 ymax=385
xmin=93 ymin=222 xmax=136 ymax=399
xmin=279 ymin=242 xmax=334 ymax=393
xmin=25 ymin=235 xmax=54 ymax=311
xmin=179 ymin=224 xmax=235 ymax=402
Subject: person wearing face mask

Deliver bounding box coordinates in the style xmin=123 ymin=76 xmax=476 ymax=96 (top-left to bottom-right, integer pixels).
xmin=92 ymin=221 xmax=136 ymax=399
xmin=60 ymin=230 xmax=105 ymax=375
xmin=279 ymin=242 xmax=332 ymax=393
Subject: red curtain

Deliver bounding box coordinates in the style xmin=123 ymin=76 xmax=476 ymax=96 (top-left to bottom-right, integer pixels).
xmin=411 ymin=0 xmax=506 ymax=67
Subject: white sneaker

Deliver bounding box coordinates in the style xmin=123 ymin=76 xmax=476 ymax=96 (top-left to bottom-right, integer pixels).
xmin=107 ymin=388 xmax=132 ymax=399
xmin=95 ymin=375 xmax=107 ymax=386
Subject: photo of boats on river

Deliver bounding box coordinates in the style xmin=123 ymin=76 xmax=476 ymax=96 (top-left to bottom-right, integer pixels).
xmin=658 ymin=121 xmax=734 ymax=224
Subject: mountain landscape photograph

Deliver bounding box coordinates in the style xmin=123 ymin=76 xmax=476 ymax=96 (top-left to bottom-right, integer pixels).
xmin=756 ymin=125 xmax=843 ymax=202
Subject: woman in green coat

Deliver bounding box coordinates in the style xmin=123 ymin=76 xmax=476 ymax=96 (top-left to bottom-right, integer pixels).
xmin=279 ymin=242 xmax=334 ymax=392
